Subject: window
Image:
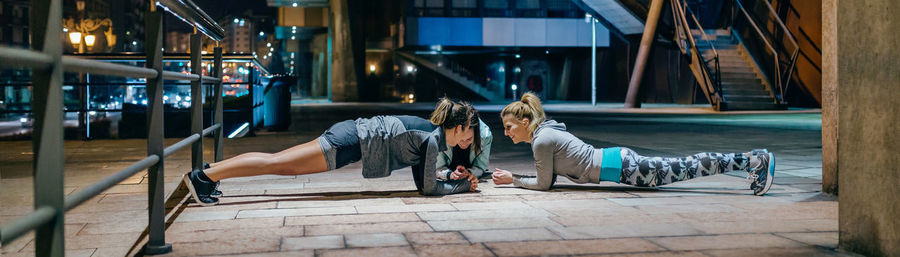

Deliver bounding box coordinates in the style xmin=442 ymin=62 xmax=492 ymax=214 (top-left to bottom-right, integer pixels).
xmin=516 ymin=0 xmax=539 ymax=9
xmin=452 ymin=0 xmax=477 ymax=8
xmin=414 ymin=0 xmax=424 ymax=8
xmin=484 ymin=0 xmax=507 ymax=9
xmin=546 ymin=0 xmax=573 ymax=10
xmin=425 ymin=0 xmax=444 ymax=8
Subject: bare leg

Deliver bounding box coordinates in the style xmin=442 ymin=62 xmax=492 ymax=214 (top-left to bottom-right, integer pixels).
xmin=204 ymin=138 xmax=329 ymax=182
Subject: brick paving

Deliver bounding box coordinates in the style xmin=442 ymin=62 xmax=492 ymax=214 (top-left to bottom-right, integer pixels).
xmin=0 ymin=104 xmax=858 ymax=256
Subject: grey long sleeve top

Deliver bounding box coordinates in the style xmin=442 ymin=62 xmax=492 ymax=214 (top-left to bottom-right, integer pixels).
xmin=512 ymin=120 xmax=604 ymax=190
xmin=356 ymin=116 xmax=472 ymax=195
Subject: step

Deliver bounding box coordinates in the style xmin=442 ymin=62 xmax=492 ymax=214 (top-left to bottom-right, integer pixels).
xmin=720 ymin=73 xmax=759 ymax=80
xmin=723 ymin=95 xmax=774 ymax=102
xmin=719 ymin=101 xmax=787 ymax=111
xmin=710 ymin=65 xmax=754 ymax=73
xmin=697 ymin=44 xmax=737 ymax=51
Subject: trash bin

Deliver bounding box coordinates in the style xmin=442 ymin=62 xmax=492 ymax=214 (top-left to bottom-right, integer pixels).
xmin=263 ymin=76 xmax=292 ymax=131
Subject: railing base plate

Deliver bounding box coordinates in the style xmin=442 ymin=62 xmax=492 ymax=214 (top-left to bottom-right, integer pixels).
xmin=144 ymin=243 xmax=173 ymax=255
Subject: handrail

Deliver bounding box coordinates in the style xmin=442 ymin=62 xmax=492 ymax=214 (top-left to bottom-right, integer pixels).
xmin=0 ymin=206 xmax=56 ymax=244
xmin=155 ymin=0 xmax=225 ymax=41
xmin=670 ymin=0 xmax=721 ymax=105
xmin=0 ymin=0 xmax=227 ymax=254
xmin=730 ymin=0 xmax=799 ymax=104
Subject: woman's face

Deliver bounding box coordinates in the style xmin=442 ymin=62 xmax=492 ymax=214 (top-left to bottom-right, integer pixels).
xmin=450 ymin=125 xmax=475 ymax=149
xmin=502 ymin=114 xmax=530 ymax=144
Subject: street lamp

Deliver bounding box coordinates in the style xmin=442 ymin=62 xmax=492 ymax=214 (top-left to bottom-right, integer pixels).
xmin=84 ymin=34 xmax=96 ymax=48
xmin=69 ymin=32 xmax=82 ymax=45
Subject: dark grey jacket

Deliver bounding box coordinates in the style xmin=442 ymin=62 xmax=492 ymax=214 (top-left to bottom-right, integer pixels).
xmin=356 ymin=116 xmax=472 ymax=195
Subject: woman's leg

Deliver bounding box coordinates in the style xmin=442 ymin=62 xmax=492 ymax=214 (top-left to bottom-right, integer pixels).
xmin=203 ymin=138 xmax=329 ymax=182
xmin=619 ymin=147 xmax=750 ymax=187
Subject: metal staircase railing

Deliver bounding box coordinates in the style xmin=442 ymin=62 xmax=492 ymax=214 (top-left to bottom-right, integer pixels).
xmin=0 ymin=0 xmax=225 ymax=255
xmin=727 ymin=0 xmax=799 ymax=104
xmin=671 ymin=0 xmax=723 ymax=108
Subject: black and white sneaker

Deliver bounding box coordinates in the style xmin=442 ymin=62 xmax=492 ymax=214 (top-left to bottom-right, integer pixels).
xmin=748 ymin=152 xmax=775 ymax=196
xmin=183 ymin=169 xmax=219 ymax=206
xmin=747 ymin=149 xmax=768 ymax=190
xmin=202 ymin=162 xmax=223 ymax=197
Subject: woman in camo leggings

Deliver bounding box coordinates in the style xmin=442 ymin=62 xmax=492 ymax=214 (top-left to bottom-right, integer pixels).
xmin=491 ymin=92 xmax=776 ymax=195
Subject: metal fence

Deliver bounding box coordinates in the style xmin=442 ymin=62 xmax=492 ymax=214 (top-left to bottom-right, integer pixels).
xmin=0 ymin=0 xmax=226 ymax=255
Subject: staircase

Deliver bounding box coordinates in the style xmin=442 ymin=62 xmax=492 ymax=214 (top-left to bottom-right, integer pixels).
xmin=395 ymin=51 xmax=504 ymax=102
xmin=694 ymin=31 xmax=787 ymax=110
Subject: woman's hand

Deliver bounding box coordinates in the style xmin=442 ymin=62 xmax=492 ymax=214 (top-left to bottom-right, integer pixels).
xmin=492 ymin=168 xmax=514 ymax=185
xmin=450 ymin=165 xmax=470 ymax=180
xmin=467 ymin=173 xmax=478 ymax=192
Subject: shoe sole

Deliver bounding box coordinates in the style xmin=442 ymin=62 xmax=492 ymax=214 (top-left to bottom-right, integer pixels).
xmin=182 ymin=173 xmax=218 ymax=207
xmin=755 ymin=152 xmax=775 ymax=196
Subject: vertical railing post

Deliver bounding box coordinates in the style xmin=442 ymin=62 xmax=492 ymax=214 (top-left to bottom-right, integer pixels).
xmin=143 ymin=1 xmax=172 ymax=254
xmin=190 ymin=30 xmax=203 ymax=170
xmin=213 ymin=47 xmax=224 ymax=162
xmin=30 ymin=0 xmax=65 ymax=256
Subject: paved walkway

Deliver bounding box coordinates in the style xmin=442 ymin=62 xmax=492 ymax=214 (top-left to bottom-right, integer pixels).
xmin=1 ymin=104 xmax=855 ymax=257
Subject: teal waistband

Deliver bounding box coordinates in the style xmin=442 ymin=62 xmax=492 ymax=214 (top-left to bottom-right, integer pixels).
xmin=600 ymin=147 xmax=622 ymax=182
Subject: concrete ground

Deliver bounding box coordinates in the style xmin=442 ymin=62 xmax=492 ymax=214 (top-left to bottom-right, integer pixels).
xmin=0 ymin=103 xmax=856 ymax=256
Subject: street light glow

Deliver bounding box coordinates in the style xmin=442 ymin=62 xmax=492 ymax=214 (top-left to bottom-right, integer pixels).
xmin=69 ymin=32 xmax=82 ymax=45
xmin=370 ymin=65 xmax=376 ymax=73
xmin=406 ymin=65 xmax=414 ymax=73
xmin=84 ymin=35 xmax=96 ymax=47
xmin=511 ymin=84 xmax=518 ymax=90
xmin=292 ymin=2 xmax=298 ymax=7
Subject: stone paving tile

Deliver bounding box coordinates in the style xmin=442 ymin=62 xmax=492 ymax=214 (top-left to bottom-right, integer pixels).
xmin=344 ymin=233 xmax=409 ymax=248
xmin=167 ymin=237 xmax=281 ymax=256
xmin=174 ymin=210 xmax=238 ymax=222
xmin=305 ymin=221 xmax=433 ymax=236
xmin=462 ymin=228 xmax=562 ymax=243
xmin=691 ymin=219 xmax=837 ymax=234
xmin=2 ymin=249 xmax=95 ymax=257
xmin=635 ymin=203 xmax=743 ymax=214
xmin=524 ymin=198 xmax=622 ymax=209
xmin=427 ymin=217 xmax=560 ymax=231
xmin=90 ymin=247 xmax=131 ymax=257
xmin=0 ymin=231 xmax=33 ymax=254
xmin=416 ymin=208 xmax=553 ymax=221
xmin=165 ymin=226 xmax=305 ymax=244
xmin=285 ymin=213 xmax=419 ymax=226
xmin=702 ymin=246 xmax=857 ymax=257
xmin=78 ymin=219 xmax=149 ymax=235
xmin=404 ymin=232 xmax=469 ymax=245
xmin=775 ymin=231 xmax=840 ymax=248
xmin=550 ymin=212 xmax=695 ymax=227
xmin=548 ymin=223 xmax=705 ymax=240
xmin=206 ymin=251 xmax=315 ymax=257
xmin=281 ymin=235 xmax=344 ymax=250
xmin=413 ymin=243 xmax=495 ymax=257
xmin=607 ymin=197 xmax=700 ymax=206
xmin=450 ymin=201 xmax=530 ymax=210
xmin=277 ymin=198 xmax=406 ymax=208
xmin=649 ymin=234 xmax=805 ymax=251
xmin=402 ymin=195 xmax=524 ymax=204
xmin=166 ymin=217 xmax=284 ymax=233
xmin=517 ymin=191 xmax=637 ymax=200
xmin=355 ymin=203 xmax=457 ymax=214
xmin=187 ymin=200 xmax=278 ymax=212
xmin=236 ymin=206 xmax=357 ymax=219
xmin=485 ymin=238 xmax=664 ymax=256
xmin=316 ymin=246 xmax=418 ymax=257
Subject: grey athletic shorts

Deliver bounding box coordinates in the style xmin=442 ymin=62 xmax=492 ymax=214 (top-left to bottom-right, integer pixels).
xmin=318 ymin=120 xmax=362 ymax=171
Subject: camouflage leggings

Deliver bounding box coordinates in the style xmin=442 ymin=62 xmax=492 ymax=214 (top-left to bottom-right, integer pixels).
xmin=619 ymin=147 xmax=749 ymax=187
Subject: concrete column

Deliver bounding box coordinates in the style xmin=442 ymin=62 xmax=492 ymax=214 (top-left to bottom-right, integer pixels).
xmin=821 ymin=0 xmax=837 ymax=194
xmin=830 ymin=0 xmax=900 ymax=255
xmin=329 ymin=0 xmax=358 ymax=102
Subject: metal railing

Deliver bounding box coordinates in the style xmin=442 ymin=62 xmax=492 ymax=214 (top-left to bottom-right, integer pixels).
xmin=0 ymin=0 xmax=226 ymax=255
xmin=671 ymin=0 xmax=722 ymax=107
xmin=729 ymin=0 xmax=799 ymax=103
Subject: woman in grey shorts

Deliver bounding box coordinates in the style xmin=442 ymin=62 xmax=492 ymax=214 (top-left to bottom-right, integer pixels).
xmin=491 ymin=93 xmax=777 ymax=196
xmin=182 ymin=99 xmax=487 ymax=206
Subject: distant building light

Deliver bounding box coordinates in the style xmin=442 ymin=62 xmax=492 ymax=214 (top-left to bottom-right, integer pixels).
xmin=585 ymin=13 xmax=593 ymax=23
xmin=62 ymin=28 xmax=68 ymax=32
xmin=292 ymin=26 xmax=297 ymax=30
xmin=514 ymin=67 xmax=521 ymax=73
xmin=290 ymin=52 xmax=295 ymax=58
xmin=270 ymin=47 xmax=274 ymax=51
xmin=430 ymin=45 xmax=442 ymax=51
xmin=406 ymin=65 xmax=414 ymax=73
xmin=268 ymin=52 xmax=272 ymax=56
xmin=515 ymin=54 xmax=521 ymax=59
xmin=132 ymin=41 xmax=137 ymax=46
xmin=408 ymin=93 xmax=415 ymax=99
xmin=266 ymin=43 xmax=271 ymax=47
xmin=291 ymin=36 xmax=296 ymax=40
xmin=511 ymin=84 xmax=518 ymax=91
xmin=546 ymin=50 xmax=550 ymax=54
xmin=292 ymin=2 xmax=298 ymax=7
xmin=259 ymin=31 xmax=265 ymax=37
xmin=369 ymin=64 xmax=376 ymax=73
xmin=234 ymin=18 xmax=240 ymax=23
xmin=499 ymin=67 xmax=505 ymax=72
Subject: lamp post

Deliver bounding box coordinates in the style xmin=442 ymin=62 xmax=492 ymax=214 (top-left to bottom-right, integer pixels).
xmin=586 ymin=14 xmax=597 ymax=106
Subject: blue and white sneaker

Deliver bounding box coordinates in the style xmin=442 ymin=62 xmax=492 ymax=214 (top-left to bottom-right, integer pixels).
xmin=748 ymin=149 xmax=768 ymax=190
xmin=748 ymin=152 xmax=775 ymax=196
xmin=183 ymin=169 xmax=219 ymax=206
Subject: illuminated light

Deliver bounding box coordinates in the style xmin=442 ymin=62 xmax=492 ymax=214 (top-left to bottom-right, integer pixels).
xmin=369 ymin=65 xmax=376 ymax=72
xmin=175 ymin=95 xmax=182 ymax=102
xmin=514 ymin=67 xmax=521 ymax=73
xmin=292 ymin=26 xmax=297 ymax=30
xmin=266 ymin=42 xmax=271 ymax=47
xmin=263 ymin=55 xmax=268 ymax=59
xmin=234 ymin=18 xmax=239 ymax=23
xmin=290 ymin=52 xmax=295 ymax=58
xmin=88 ymin=111 xmax=96 ymax=116
xmin=69 ymin=32 xmax=82 ymax=44
xmin=19 ymin=117 xmax=27 ymax=123
xmin=406 ymin=65 xmax=414 ymax=72
xmin=270 ymin=47 xmax=274 ymax=51
xmin=259 ymin=31 xmax=265 ymax=37
xmin=163 ymin=95 xmax=169 ymax=101
xmin=499 ymin=67 xmax=505 ymax=72
xmin=132 ymin=41 xmax=137 ymax=46
xmin=515 ymin=54 xmax=520 ymax=59
xmin=185 ymin=96 xmax=191 ymax=101
xmin=141 ymin=99 xmax=148 ymax=105
xmin=291 ymin=36 xmax=295 ymax=40
xmin=408 ymin=93 xmax=414 ymax=99
xmin=292 ymin=2 xmax=298 ymax=7
xmin=267 ymin=52 xmax=272 ymax=56
xmin=511 ymin=84 xmax=518 ymax=91
xmin=228 ymin=122 xmax=250 ymax=138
